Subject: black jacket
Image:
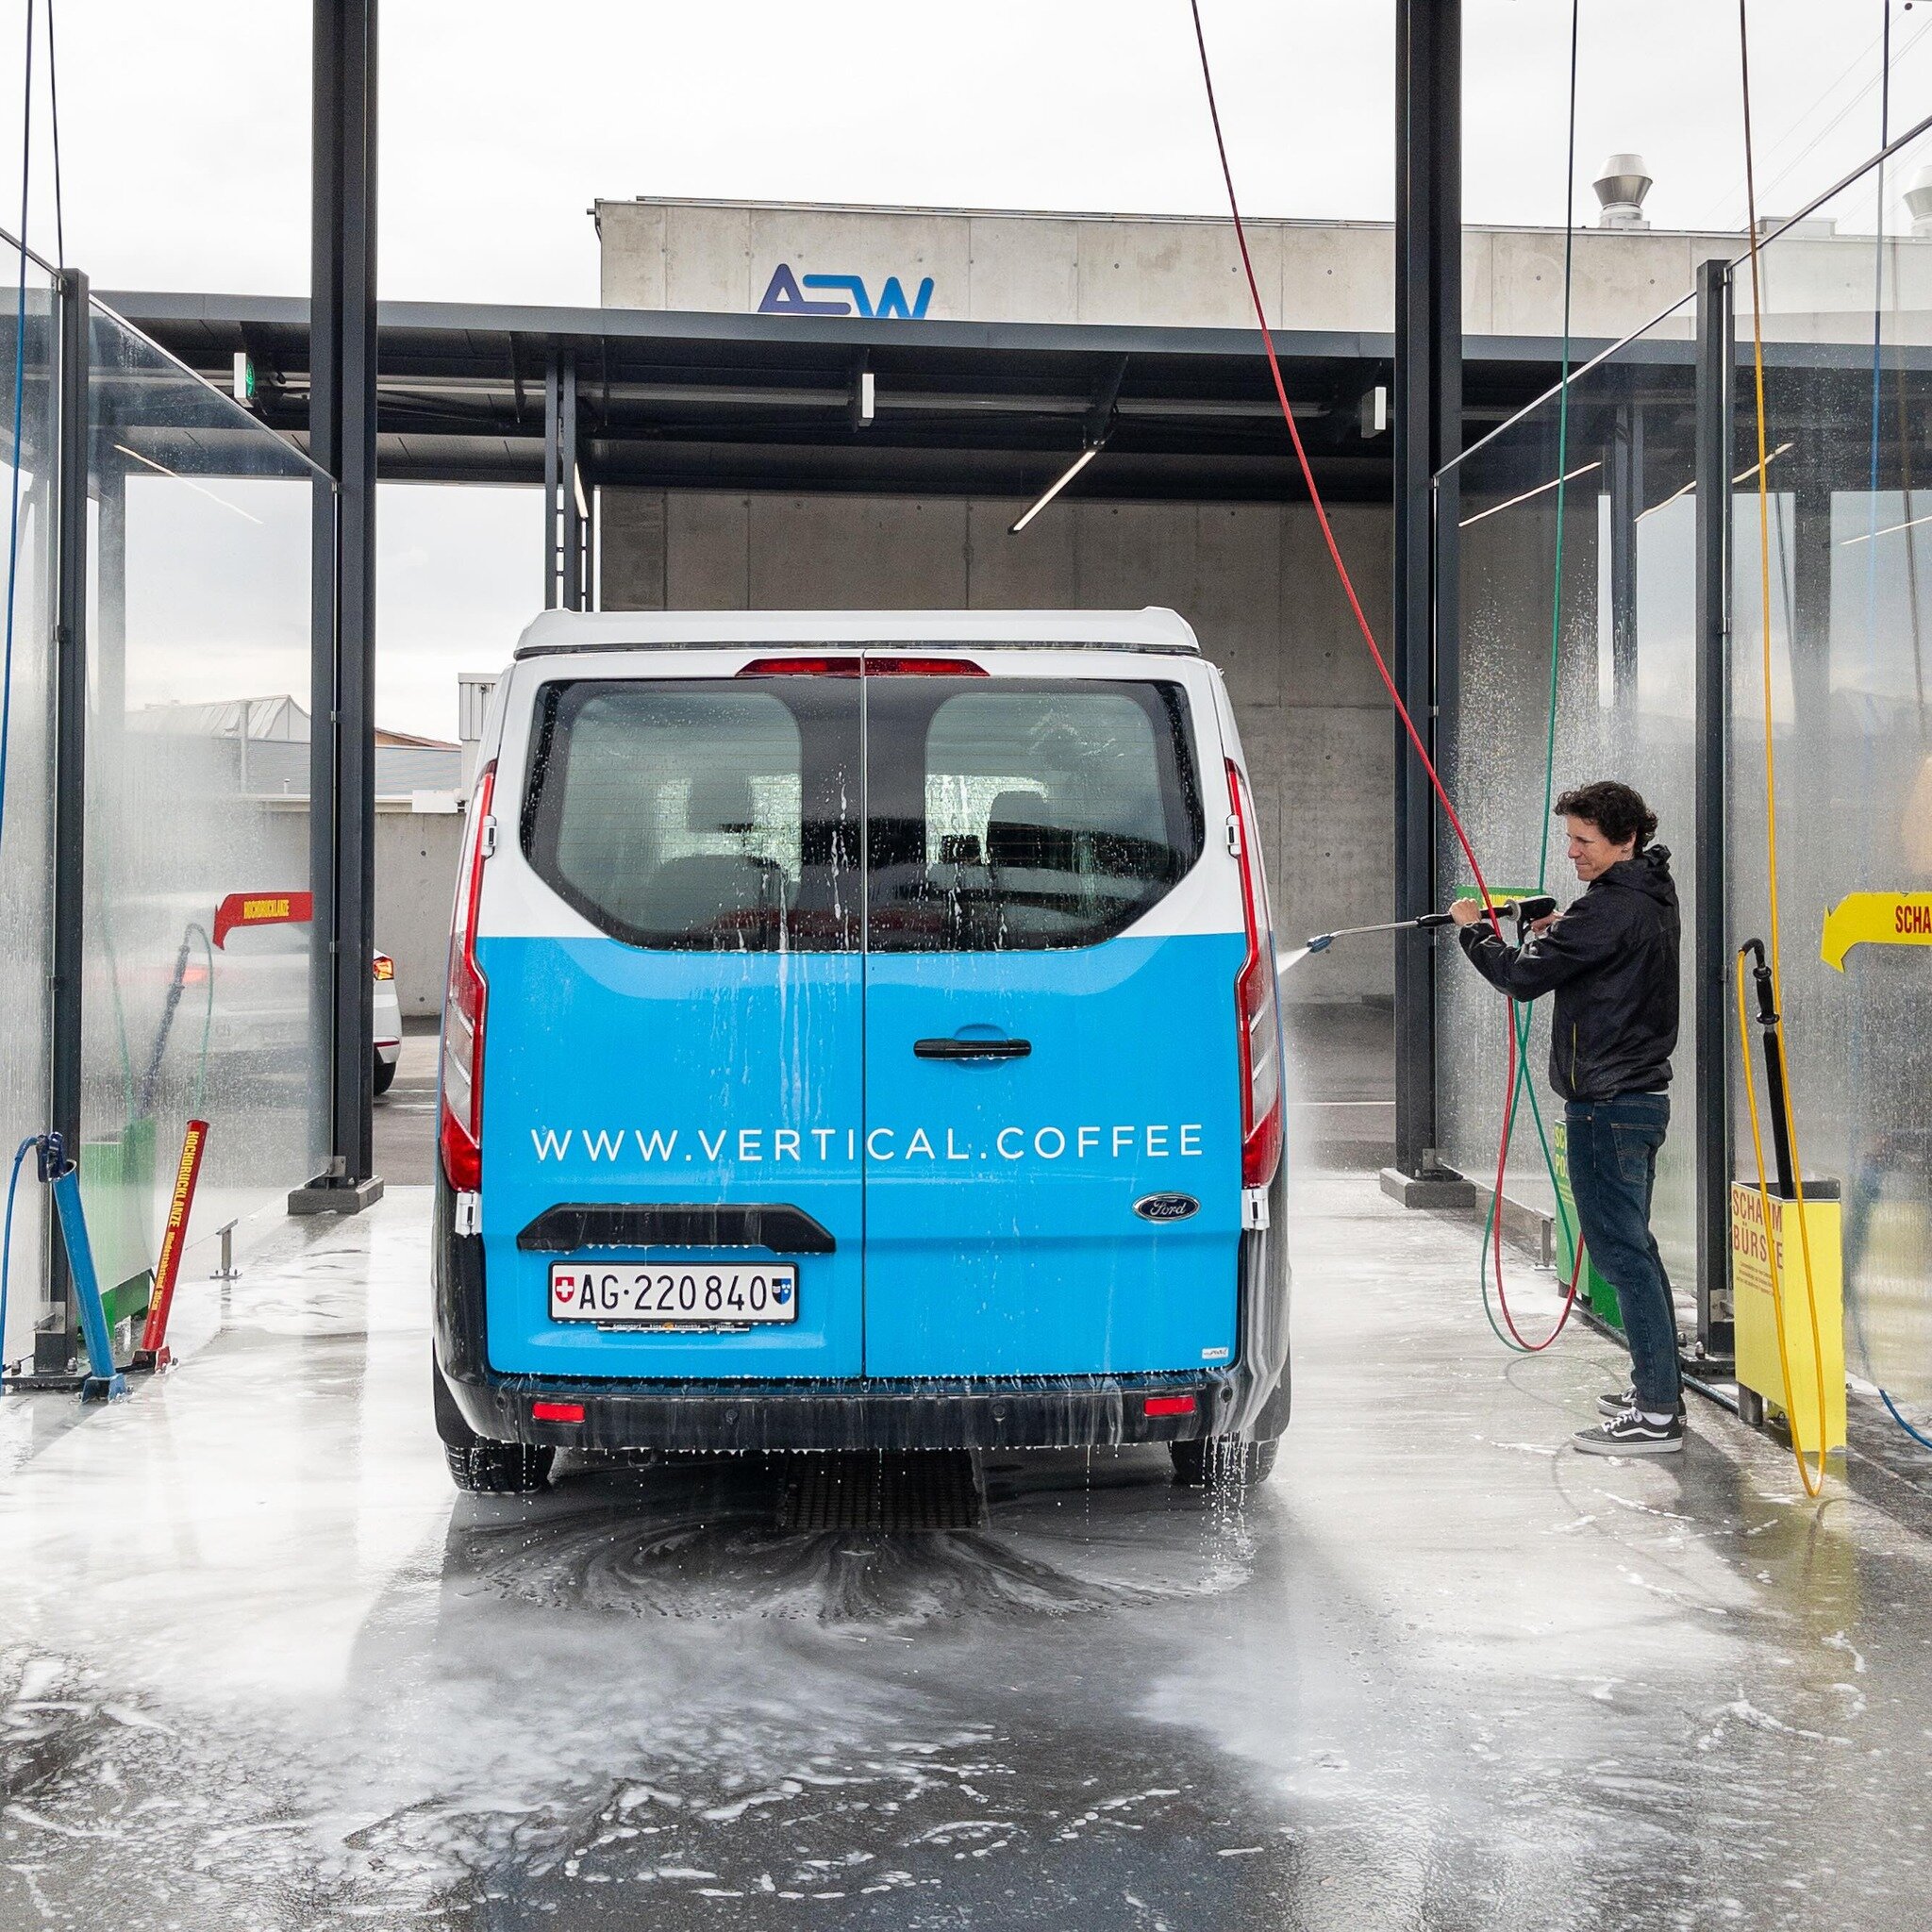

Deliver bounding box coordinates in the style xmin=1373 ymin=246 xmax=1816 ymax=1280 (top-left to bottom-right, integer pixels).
xmin=1456 ymin=845 xmax=1680 ymax=1102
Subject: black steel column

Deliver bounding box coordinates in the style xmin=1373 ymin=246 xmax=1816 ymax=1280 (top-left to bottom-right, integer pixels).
xmin=301 ymin=0 xmax=381 ymax=1208
xmin=95 ymin=458 xmax=126 ymax=726
xmin=542 ymin=352 xmax=561 ymax=609
xmin=1692 ymin=258 xmax=1733 ymax=1358
xmin=1608 ymin=404 xmax=1641 ymax=717
xmin=1790 ymin=471 xmax=1833 ymax=752
xmin=1391 ymin=0 xmax=1461 ymax=1179
xmin=562 ymin=354 xmax=584 ymax=611
xmin=43 ymin=269 xmax=89 ymax=1368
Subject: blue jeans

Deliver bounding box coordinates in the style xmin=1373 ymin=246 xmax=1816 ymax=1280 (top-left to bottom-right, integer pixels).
xmin=1564 ymin=1093 xmax=1680 ymax=1413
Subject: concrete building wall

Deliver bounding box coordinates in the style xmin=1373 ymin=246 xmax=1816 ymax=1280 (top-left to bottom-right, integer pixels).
xmin=375 ymin=807 xmax=464 ymax=1017
xmin=598 ymin=488 xmax=1395 ymax=1003
xmin=600 ymin=197 xmax=1932 ymax=344
xmin=593 ymin=197 xmax=1786 ymax=341
xmin=258 ymin=805 xmax=461 ymax=1022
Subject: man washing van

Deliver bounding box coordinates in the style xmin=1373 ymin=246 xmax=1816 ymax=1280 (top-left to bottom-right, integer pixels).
xmin=1449 ymin=781 xmax=1684 ymax=1456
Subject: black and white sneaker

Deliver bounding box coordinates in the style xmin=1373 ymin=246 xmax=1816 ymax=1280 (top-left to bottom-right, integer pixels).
xmin=1596 ymin=1387 xmax=1687 ymax=1420
xmin=1574 ymin=1406 xmax=1686 ymax=1456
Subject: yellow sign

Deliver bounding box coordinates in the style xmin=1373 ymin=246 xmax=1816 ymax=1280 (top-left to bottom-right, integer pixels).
xmin=1821 ymin=891 xmax=1932 ymax=970
xmin=1731 ymin=1182 xmax=1846 ymax=1455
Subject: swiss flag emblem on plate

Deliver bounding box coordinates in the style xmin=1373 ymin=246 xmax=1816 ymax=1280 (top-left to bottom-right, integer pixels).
xmin=554 ymin=1274 xmax=576 ymax=1304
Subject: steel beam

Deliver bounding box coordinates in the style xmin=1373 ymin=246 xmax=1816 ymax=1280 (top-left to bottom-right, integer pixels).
xmin=298 ymin=0 xmax=382 ymax=1211
xmin=1391 ymin=0 xmax=1461 ymax=1179
xmin=43 ymin=270 xmax=90 ymax=1369
xmin=543 ymin=351 xmax=560 ymax=608
xmin=562 ymin=353 xmax=584 ymax=611
xmin=1608 ymin=403 xmax=1641 ymax=720
xmin=1692 ymin=258 xmax=1733 ymax=1358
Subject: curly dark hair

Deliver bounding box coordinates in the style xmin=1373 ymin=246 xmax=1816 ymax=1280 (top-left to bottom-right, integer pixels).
xmin=1553 ymin=780 xmax=1657 ymax=851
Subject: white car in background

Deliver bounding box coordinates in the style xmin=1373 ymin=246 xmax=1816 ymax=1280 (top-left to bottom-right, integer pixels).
xmin=374 ymin=951 xmax=402 ymax=1095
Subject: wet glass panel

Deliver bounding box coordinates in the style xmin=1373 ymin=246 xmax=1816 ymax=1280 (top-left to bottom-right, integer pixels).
xmin=84 ymin=303 xmax=326 ymax=1303
xmin=1434 ymin=291 xmax=1700 ymax=1294
xmin=0 ymin=272 xmax=58 ymax=1365
xmin=1729 ymin=125 xmax=1932 ymax=1401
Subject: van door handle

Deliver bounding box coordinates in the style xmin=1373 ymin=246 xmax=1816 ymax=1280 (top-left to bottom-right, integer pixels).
xmin=914 ymin=1037 xmax=1031 ymax=1061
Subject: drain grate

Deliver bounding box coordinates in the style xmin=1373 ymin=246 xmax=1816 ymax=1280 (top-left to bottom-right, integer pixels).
xmin=777 ymin=1451 xmax=987 ymax=1533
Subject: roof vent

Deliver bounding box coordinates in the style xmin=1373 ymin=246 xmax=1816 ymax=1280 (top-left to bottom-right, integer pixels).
xmin=1593 ymin=153 xmax=1653 ymax=230
xmin=1907 ymin=163 xmax=1932 ymax=237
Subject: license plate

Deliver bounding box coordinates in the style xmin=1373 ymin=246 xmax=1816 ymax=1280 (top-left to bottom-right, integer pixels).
xmin=548 ymin=1260 xmax=799 ymax=1326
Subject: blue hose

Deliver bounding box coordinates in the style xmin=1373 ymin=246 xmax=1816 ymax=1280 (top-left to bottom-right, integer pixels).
xmin=1880 ymin=1388 xmax=1932 ymax=1450
xmin=0 ymin=1134 xmax=39 ymax=1386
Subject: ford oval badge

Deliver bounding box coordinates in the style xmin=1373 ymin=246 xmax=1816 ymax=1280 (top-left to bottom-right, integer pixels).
xmin=1134 ymin=1192 xmax=1199 ymax=1223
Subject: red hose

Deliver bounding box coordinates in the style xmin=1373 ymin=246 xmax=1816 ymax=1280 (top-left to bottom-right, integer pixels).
xmin=1188 ymin=2 xmax=1573 ymax=1345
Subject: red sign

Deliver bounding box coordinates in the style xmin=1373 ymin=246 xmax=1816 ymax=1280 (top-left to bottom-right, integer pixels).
xmin=212 ymin=891 xmax=313 ymax=950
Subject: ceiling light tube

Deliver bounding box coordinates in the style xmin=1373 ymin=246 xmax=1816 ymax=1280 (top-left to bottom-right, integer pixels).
xmin=1840 ymin=506 xmax=1932 ymax=549
xmin=113 ymin=442 xmax=263 ymax=525
xmin=1457 ymin=460 xmax=1601 ymax=531
xmin=1009 ymin=447 xmax=1097 ymax=535
xmin=1636 ymin=441 xmax=1795 ymax=523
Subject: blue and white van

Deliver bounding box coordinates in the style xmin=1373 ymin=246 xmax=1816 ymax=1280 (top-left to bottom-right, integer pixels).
xmin=431 ymin=608 xmax=1291 ymax=1493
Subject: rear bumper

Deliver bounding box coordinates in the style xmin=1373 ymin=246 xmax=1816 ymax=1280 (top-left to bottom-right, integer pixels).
xmin=431 ymin=1170 xmax=1291 ymax=1456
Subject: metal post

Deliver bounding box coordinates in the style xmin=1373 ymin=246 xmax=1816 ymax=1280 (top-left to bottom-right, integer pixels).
xmin=96 ymin=458 xmax=126 ymax=726
xmin=561 ymin=353 xmax=583 ymax=611
xmin=1391 ymin=0 xmax=1461 ymax=1184
xmin=1692 ymin=258 xmax=1734 ymax=1359
xmin=296 ymin=0 xmax=382 ymax=1212
xmin=543 ymin=351 xmax=561 ymax=609
xmin=43 ymin=268 xmax=89 ymax=1372
xmin=1790 ymin=470 xmax=1833 ymax=769
xmin=1608 ymin=403 xmax=1641 ymax=717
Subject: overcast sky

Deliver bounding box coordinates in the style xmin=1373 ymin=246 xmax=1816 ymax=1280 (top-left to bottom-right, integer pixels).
xmin=0 ymin=1 xmax=1924 ymax=736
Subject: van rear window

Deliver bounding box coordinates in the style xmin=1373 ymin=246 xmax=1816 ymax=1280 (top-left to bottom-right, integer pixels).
xmin=522 ymin=681 xmax=861 ymax=952
xmin=521 ymin=675 xmax=1202 ymax=954
xmin=865 ymin=679 xmax=1204 ymax=952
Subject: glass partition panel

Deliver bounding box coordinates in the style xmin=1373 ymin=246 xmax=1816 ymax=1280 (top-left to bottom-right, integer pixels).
xmin=83 ymin=303 xmax=328 ymax=1306
xmin=1435 ymin=294 xmax=1700 ymax=1294
xmin=1729 ymin=126 xmax=1932 ymax=1403
xmin=0 ymin=270 xmax=58 ymax=1367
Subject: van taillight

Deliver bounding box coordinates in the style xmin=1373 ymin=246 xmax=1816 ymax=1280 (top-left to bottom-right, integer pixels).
xmin=1226 ymin=758 xmax=1282 ymax=1191
xmin=736 ymin=655 xmax=986 ymax=677
xmin=738 ymin=656 xmax=864 ymax=677
xmin=863 ymin=656 xmax=987 ymax=676
xmin=440 ymin=761 xmax=494 ymax=1192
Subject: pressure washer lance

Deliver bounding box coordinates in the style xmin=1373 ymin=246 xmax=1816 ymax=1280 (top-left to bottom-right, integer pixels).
xmin=1302 ymin=894 xmax=1558 ymax=956
xmin=1738 ymin=936 xmax=1799 ymax=1199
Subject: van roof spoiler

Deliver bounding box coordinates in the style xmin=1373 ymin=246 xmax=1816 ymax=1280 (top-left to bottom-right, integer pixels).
xmin=510 ymin=608 xmax=1202 ymax=659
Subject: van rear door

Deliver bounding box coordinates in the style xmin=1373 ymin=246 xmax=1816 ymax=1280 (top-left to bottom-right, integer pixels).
xmin=860 ymin=663 xmax=1243 ymax=1377
xmin=480 ymin=669 xmax=865 ymax=1379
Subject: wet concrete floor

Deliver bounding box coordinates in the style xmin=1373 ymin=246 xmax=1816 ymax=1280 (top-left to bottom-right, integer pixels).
xmin=0 ymin=1168 xmax=1927 ymax=1930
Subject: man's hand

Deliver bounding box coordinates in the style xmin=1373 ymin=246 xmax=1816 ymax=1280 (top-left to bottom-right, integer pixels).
xmin=1449 ymin=898 xmax=1484 ymax=928
xmin=1529 ymin=910 xmax=1562 ymax=936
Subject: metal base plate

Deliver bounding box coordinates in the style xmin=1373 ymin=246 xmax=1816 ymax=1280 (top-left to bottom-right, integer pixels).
xmin=1378 ymin=1165 xmax=1478 ymax=1210
xmin=288 ymin=1175 xmax=386 ymax=1216
xmin=777 ymin=1451 xmax=987 ymax=1534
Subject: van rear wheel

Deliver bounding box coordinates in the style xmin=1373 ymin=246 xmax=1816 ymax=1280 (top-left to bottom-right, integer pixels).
xmin=1170 ymin=1437 xmax=1279 ymax=1490
xmin=433 ymin=1350 xmax=554 ymax=1495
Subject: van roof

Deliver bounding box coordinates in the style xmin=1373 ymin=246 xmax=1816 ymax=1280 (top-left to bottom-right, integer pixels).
xmin=512 ymin=608 xmax=1202 ymax=658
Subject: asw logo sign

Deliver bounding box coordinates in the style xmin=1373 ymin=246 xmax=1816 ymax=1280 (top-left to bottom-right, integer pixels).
xmin=758 ymin=263 xmax=935 ymax=320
